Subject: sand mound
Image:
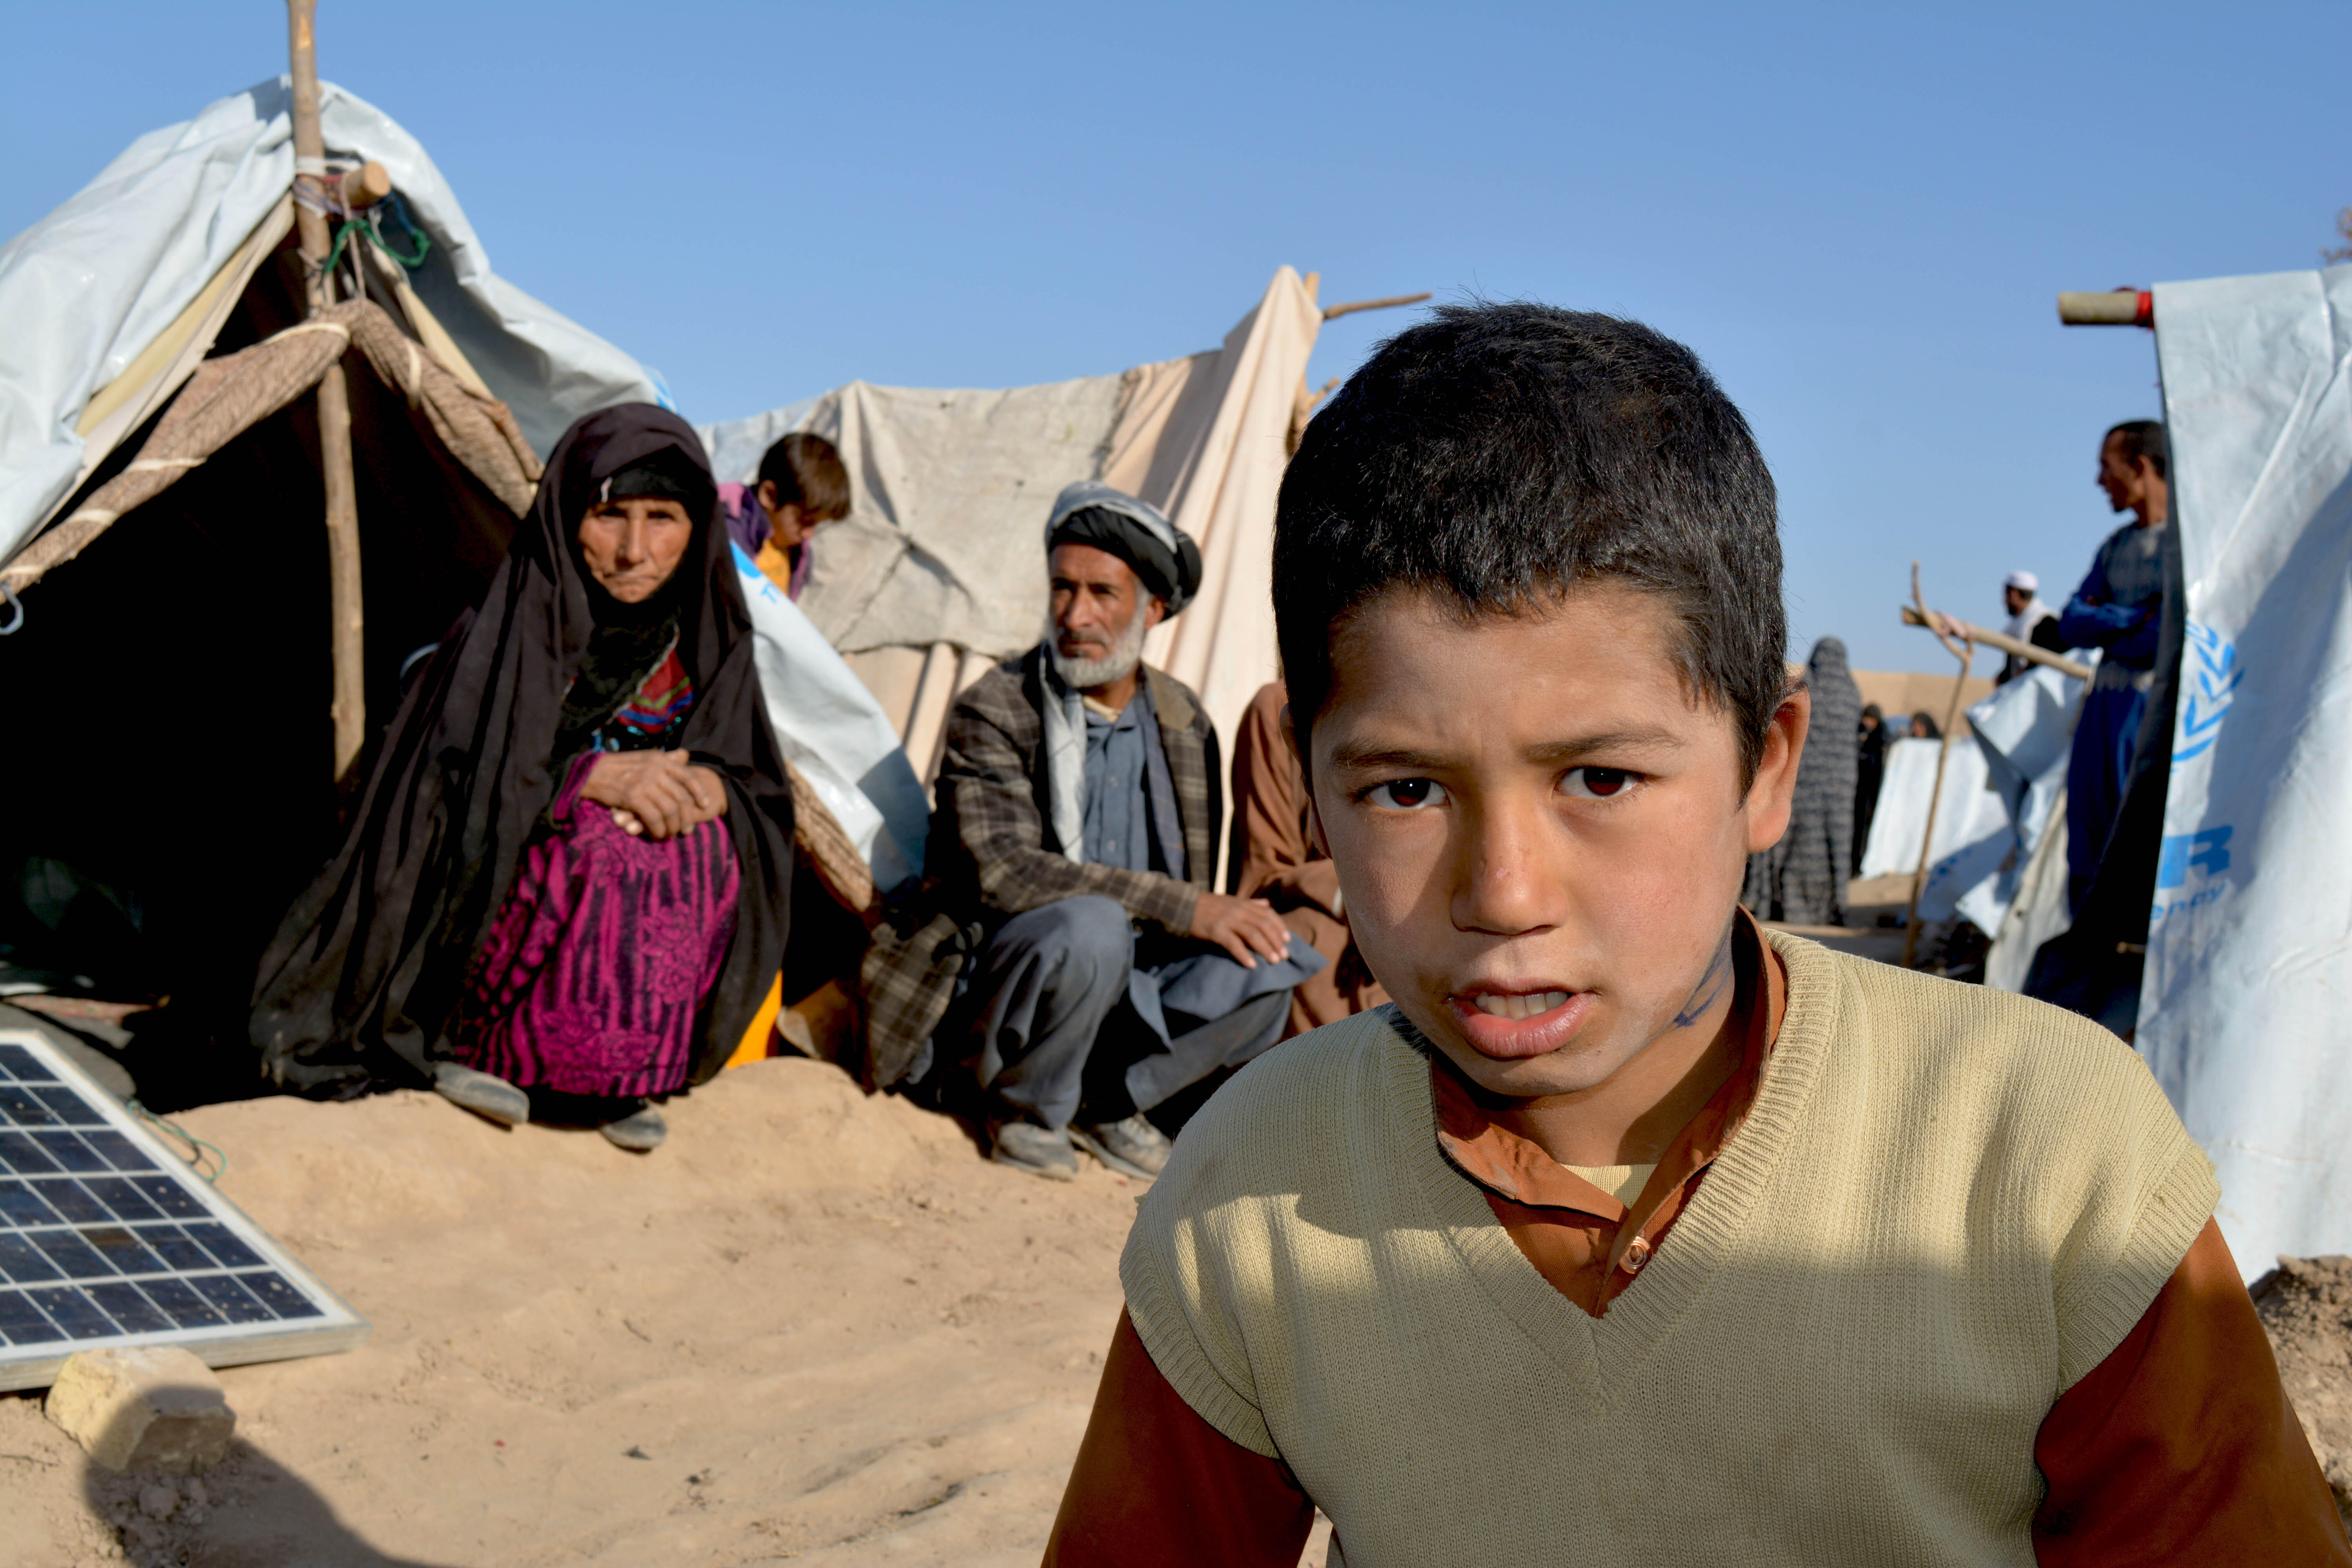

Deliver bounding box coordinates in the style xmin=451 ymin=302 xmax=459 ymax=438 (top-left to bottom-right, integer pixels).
xmin=0 ymin=1060 xmax=1162 ymax=1566
xmin=2257 ymin=1254 xmax=2352 ymax=1528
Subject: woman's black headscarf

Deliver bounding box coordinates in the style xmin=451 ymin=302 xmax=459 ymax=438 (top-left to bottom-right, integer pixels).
xmin=250 ymin=405 xmax=795 ymax=1095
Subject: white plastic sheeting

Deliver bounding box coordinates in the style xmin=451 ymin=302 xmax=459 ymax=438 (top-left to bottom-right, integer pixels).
xmin=2139 ymin=265 xmax=2352 ymax=1272
xmin=1858 ymin=737 xmax=2005 ymax=915
xmin=0 ymin=76 xmax=663 ymax=569
xmin=1857 ymin=664 xmax=2082 ymax=933
xmin=733 ymin=547 xmax=929 ymax=893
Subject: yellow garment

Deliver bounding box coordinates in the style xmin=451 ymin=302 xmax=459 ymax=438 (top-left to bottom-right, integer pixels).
xmin=1122 ymin=931 xmax=2215 ymax=1567
xmin=1560 ymin=1161 xmax=1657 ymax=1208
xmin=724 ymin=973 xmax=784 ymax=1069
xmin=751 ymin=537 xmax=797 ymax=599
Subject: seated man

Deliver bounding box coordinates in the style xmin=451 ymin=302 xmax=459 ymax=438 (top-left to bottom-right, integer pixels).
xmin=869 ymin=482 xmax=1322 ymax=1181
xmin=719 ymin=431 xmax=850 ymax=600
xmin=1229 ymin=679 xmax=1386 ymax=1036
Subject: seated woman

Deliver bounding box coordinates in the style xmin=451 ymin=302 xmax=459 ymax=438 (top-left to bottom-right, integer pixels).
xmin=249 ymin=407 xmax=795 ymax=1151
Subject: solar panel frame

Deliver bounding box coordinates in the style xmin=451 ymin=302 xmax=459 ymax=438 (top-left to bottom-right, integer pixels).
xmin=0 ymin=1026 xmax=368 ymax=1392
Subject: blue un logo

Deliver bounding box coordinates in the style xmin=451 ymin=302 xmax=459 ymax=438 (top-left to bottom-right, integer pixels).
xmin=2174 ymin=623 xmax=2243 ymax=765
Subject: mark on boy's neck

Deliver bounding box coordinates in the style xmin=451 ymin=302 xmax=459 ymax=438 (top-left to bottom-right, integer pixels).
xmin=1671 ymin=918 xmax=1736 ymax=1028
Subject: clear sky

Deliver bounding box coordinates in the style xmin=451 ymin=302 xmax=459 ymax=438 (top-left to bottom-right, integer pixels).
xmin=5 ymin=2 xmax=2344 ymax=673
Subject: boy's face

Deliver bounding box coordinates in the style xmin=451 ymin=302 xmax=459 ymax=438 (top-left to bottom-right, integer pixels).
xmin=1303 ymin=583 xmax=1806 ymax=1100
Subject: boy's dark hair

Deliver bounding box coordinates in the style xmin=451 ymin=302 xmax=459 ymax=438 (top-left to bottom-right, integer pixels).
xmin=757 ymin=432 xmax=852 ymax=521
xmin=1274 ymin=302 xmax=1788 ymax=786
xmin=2103 ymin=418 xmax=2169 ymax=479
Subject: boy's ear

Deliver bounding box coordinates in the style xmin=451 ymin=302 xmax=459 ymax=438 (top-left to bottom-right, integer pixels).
xmin=1282 ymin=704 xmax=1335 ymax=858
xmin=1741 ymin=686 xmax=1812 ymax=855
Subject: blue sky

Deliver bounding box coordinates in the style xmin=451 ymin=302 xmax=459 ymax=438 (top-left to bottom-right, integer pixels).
xmin=5 ymin=2 xmax=2344 ymax=671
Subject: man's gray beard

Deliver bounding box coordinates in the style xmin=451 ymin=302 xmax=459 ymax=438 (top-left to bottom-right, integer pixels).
xmin=1045 ymin=603 xmax=1149 ymax=691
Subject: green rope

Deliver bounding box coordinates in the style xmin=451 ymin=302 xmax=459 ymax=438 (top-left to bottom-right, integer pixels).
xmin=125 ymin=1099 xmax=227 ymax=1184
xmin=364 ymin=203 xmax=431 ymax=269
xmin=317 ymin=207 xmax=431 ymax=288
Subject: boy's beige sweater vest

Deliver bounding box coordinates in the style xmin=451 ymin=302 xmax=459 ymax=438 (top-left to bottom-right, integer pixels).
xmin=1123 ymin=932 xmax=2217 ymax=1567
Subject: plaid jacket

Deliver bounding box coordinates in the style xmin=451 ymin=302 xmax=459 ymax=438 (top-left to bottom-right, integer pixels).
xmin=858 ymin=647 xmax=1221 ymax=1089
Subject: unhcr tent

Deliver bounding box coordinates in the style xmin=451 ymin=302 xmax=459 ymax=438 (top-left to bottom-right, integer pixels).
xmin=0 ymin=80 xmax=918 ymax=1082
xmin=701 ymin=267 xmax=1329 ymax=837
xmin=2136 ymin=263 xmax=2352 ymax=1274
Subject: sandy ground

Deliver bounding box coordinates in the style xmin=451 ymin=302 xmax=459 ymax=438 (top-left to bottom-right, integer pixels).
xmin=2256 ymin=1255 xmax=2352 ymax=1530
xmin=1 ymin=1058 xmax=1333 ymax=1567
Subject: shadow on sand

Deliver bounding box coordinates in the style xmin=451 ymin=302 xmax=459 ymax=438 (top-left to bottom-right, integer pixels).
xmin=82 ymin=1436 xmax=461 ymax=1568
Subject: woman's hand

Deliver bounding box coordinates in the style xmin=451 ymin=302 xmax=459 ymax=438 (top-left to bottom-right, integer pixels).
xmin=580 ymin=750 xmax=730 ymax=840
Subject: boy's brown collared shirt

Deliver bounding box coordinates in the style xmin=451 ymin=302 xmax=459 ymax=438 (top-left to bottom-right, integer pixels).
xmin=1431 ymin=909 xmax=1785 ymax=1319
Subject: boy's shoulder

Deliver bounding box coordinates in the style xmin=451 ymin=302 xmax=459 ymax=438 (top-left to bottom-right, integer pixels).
xmin=1765 ymin=927 xmax=2160 ymax=1107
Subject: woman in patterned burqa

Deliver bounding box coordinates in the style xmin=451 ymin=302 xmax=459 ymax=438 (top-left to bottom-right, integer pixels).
xmin=1742 ymin=635 xmax=1862 ymax=926
xmin=250 ymin=407 xmax=795 ymax=1150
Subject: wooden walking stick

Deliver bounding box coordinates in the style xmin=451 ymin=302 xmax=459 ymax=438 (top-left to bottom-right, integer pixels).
xmin=1901 ymin=563 xmax=1977 ymax=969
xmin=288 ymin=0 xmax=366 ymax=780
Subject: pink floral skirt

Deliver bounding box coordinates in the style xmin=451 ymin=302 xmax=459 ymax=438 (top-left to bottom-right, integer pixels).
xmin=450 ymin=756 xmax=739 ymax=1098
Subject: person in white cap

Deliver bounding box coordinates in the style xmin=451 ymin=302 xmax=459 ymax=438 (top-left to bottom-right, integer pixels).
xmin=1995 ymin=569 xmax=2056 ymax=684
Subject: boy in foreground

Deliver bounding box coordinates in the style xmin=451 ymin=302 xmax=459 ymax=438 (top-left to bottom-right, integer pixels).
xmin=1044 ymin=305 xmax=2346 ymax=1565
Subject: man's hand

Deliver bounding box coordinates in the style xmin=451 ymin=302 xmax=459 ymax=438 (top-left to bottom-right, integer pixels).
xmin=1189 ymin=891 xmax=1294 ymax=970
xmin=580 ymin=750 xmax=729 ymax=840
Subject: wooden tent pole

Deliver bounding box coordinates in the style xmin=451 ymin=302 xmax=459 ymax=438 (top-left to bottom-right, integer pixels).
xmin=1901 ymin=563 xmax=1977 ymax=969
xmin=289 ymin=0 xmax=366 ymax=779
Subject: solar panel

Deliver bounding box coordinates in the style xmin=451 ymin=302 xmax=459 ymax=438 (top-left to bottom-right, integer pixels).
xmin=0 ymin=1025 xmax=367 ymax=1392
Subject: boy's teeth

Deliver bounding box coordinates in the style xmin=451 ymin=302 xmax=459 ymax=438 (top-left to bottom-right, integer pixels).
xmin=1474 ymin=991 xmax=1569 ymax=1020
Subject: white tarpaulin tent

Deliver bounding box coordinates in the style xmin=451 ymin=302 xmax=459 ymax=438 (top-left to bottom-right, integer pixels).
xmin=1858 ymin=663 xmax=2082 ymax=940
xmin=0 ymin=76 xmax=661 ymax=569
xmin=699 ymin=268 xmax=1325 ymax=800
xmin=2139 ymin=264 xmax=2352 ymax=1272
xmin=0 ymin=78 xmax=925 ymax=893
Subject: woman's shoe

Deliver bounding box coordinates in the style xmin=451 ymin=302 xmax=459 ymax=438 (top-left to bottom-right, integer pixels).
xmin=433 ymin=1062 xmax=529 ymax=1125
xmin=600 ymin=1102 xmax=667 ymax=1151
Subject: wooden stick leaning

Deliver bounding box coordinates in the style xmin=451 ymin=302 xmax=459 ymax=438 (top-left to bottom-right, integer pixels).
xmin=1899 ymin=604 xmax=2091 ymax=680
xmin=1901 ymin=564 xmax=1977 ymax=970
xmin=288 ymin=0 xmax=367 ymax=781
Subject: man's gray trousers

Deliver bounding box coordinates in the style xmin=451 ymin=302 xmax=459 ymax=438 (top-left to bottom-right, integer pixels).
xmin=958 ymin=895 xmax=1323 ymax=1131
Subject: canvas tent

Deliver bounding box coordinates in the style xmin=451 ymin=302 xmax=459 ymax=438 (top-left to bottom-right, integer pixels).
xmin=700 ymin=266 xmax=1328 ymax=840
xmin=0 ymin=80 xmax=918 ymax=1081
xmin=2135 ymin=263 xmax=2352 ymax=1275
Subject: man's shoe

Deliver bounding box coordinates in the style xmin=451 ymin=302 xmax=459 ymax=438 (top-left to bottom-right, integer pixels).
xmin=992 ymin=1121 xmax=1079 ymax=1182
xmin=600 ymin=1102 xmax=667 ymax=1152
xmin=1071 ymin=1114 xmax=1172 ymax=1179
xmin=433 ymin=1062 xmax=529 ymax=1126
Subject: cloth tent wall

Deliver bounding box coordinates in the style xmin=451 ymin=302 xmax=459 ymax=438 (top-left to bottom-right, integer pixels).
xmin=698 ymin=269 xmax=1325 ymax=866
xmin=2138 ymin=264 xmax=2352 ymax=1275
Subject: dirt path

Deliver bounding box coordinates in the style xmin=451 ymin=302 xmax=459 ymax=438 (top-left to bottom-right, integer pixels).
xmin=2 ymin=1058 xmax=1172 ymax=1566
